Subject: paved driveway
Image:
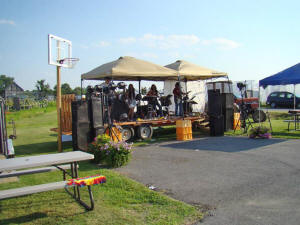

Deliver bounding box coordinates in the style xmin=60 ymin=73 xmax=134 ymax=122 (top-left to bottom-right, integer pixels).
xmin=116 ymin=136 xmax=300 ymax=225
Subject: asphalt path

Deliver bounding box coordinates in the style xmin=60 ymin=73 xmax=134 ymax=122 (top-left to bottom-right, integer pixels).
xmin=116 ymin=136 xmax=300 ymax=225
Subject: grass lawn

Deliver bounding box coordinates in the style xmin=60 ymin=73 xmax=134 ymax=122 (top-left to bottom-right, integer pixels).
xmin=225 ymin=112 xmax=300 ymax=139
xmin=0 ymin=107 xmax=203 ymax=225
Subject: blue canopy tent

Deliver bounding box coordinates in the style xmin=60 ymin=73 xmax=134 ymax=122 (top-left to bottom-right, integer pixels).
xmin=259 ymin=63 xmax=300 ymax=109
xmin=259 ymin=62 xmax=300 ymax=87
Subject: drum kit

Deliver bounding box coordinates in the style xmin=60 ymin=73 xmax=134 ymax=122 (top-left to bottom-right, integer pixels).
xmin=182 ymin=91 xmax=197 ymax=115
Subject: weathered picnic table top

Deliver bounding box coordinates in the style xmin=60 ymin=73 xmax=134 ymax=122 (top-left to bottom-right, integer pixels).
xmin=0 ymin=151 xmax=94 ymax=172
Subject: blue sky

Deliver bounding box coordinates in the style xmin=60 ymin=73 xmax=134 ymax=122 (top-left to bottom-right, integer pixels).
xmin=1 ymin=0 xmax=300 ymax=91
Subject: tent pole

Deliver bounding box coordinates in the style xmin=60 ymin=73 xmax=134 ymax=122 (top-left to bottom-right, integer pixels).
xmin=80 ymin=79 xmax=83 ymax=97
xmin=185 ymin=78 xmax=188 ymax=116
xmin=258 ymin=85 xmax=261 ymax=125
xmin=138 ymin=79 xmax=141 ymax=94
xmin=178 ymin=74 xmax=184 ymax=119
xmin=294 ymin=84 xmax=296 ymax=109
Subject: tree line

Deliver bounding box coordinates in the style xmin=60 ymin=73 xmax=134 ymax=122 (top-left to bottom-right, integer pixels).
xmin=0 ymin=74 xmax=85 ymax=99
xmin=34 ymin=79 xmax=84 ymax=99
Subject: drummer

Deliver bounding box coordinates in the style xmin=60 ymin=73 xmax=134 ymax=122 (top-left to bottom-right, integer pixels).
xmin=147 ymin=84 xmax=163 ymax=117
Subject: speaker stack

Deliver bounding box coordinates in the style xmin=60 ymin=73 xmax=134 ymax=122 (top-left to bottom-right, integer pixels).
xmin=221 ymin=93 xmax=234 ymax=131
xmin=72 ymin=100 xmax=92 ymax=151
xmin=208 ymin=90 xmax=224 ymax=136
xmin=90 ymin=97 xmax=105 ymax=137
xmin=72 ymin=98 xmax=105 ymax=151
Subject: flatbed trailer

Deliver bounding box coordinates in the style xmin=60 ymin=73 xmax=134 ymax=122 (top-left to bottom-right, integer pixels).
xmin=52 ymin=115 xmax=207 ymax=142
xmin=113 ymin=115 xmax=207 ymax=141
xmin=52 ymin=95 xmax=208 ymax=142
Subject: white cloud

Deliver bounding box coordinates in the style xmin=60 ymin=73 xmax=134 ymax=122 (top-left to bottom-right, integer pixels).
xmin=119 ymin=34 xmax=240 ymax=50
xmin=0 ymin=19 xmax=16 ymax=26
xmin=80 ymin=41 xmax=110 ymax=49
xmin=118 ymin=34 xmax=201 ymax=49
xmin=93 ymin=41 xmax=110 ymax=48
xmin=83 ymin=34 xmax=241 ymax=51
xmin=202 ymin=38 xmax=241 ymax=50
xmin=119 ymin=37 xmax=136 ymax=44
xmin=140 ymin=33 xmax=200 ymax=49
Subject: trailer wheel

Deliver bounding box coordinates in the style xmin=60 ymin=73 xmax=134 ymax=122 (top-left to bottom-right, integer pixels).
xmin=121 ymin=126 xmax=135 ymax=142
xmin=137 ymin=125 xmax=153 ymax=140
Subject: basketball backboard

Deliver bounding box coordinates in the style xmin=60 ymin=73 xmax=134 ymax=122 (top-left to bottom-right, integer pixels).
xmin=48 ymin=34 xmax=73 ymax=68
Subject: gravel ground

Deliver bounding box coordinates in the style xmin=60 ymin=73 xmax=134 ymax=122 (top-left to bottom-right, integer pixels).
xmin=116 ymin=136 xmax=300 ymax=225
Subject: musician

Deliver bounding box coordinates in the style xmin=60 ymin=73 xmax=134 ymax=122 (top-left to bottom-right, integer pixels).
xmin=147 ymin=84 xmax=163 ymax=117
xmin=99 ymin=77 xmax=114 ymax=91
xmin=173 ymin=82 xmax=183 ymax=116
xmin=126 ymin=84 xmax=136 ymax=120
xmin=99 ymin=77 xmax=116 ymax=119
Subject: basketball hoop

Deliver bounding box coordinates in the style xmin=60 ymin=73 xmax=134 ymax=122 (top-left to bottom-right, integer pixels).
xmin=58 ymin=58 xmax=79 ymax=68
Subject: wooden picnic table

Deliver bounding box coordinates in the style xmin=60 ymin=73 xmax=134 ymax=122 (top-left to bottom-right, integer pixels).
xmin=0 ymin=151 xmax=97 ymax=210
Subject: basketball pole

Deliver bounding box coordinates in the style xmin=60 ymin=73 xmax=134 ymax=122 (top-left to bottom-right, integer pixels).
xmin=57 ymin=65 xmax=62 ymax=152
xmin=56 ymin=40 xmax=62 ymax=152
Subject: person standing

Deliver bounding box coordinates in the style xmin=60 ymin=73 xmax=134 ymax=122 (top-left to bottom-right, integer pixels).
xmin=126 ymin=84 xmax=136 ymax=120
xmin=173 ymin=82 xmax=183 ymax=116
xmin=147 ymin=84 xmax=163 ymax=117
xmin=100 ymin=77 xmax=115 ymax=123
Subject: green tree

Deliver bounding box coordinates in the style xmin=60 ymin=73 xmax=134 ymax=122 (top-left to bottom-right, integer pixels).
xmin=53 ymin=83 xmax=73 ymax=95
xmin=0 ymin=75 xmax=14 ymax=97
xmin=61 ymin=83 xmax=73 ymax=94
xmin=35 ymin=79 xmax=51 ymax=99
xmin=73 ymin=87 xmax=82 ymax=96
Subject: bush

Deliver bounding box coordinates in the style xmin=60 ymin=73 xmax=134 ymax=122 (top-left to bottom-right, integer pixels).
xmin=88 ymin=134 xmax=133 ymax=167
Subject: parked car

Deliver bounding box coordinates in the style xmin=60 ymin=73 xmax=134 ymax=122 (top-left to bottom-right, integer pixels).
xmin=266 ymin=92 xmax=300 ymax=108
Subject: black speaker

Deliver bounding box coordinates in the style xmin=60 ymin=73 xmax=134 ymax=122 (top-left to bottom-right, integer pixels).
xmin=223 ymin=108 xmax=233 ymax=131
xmin=111 ymin=99 xmax=129 ymax=121
xmin=208 ymin=90 xmax=222 ymax=116
xmin=90 ymin=97 xmax=103 ymax=128
xmin=221 ymin=93 xmax=234 ymax=109
xmin=72 ymin=101 xmax=92 ymax=151
xmin=221 ymin=93 xmax=234 ymax=131
xmin=89 ymin=97 xmax=104 ymax=139
xmin=75 ymin=123 xmax=91 ymax=151
xmin=209 ymin=115 xmax=224 ymax=136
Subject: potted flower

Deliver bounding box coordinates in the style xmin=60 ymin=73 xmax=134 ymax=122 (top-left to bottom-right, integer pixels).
xmin=88 ymin=134 xmax=133 ymax=167
xmin=248 ymin=126 xmax=272 ymax=139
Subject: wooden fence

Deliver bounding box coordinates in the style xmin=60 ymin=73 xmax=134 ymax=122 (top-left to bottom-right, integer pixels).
xmin=61 ymin=94 xmax=75 ymax=133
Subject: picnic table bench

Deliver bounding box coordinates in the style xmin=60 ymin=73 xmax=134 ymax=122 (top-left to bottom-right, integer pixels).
xmin=0 ymin=151 xmax=101 ymax=210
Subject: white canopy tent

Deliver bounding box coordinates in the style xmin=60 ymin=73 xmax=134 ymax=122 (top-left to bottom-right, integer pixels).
xmin=81 ymin=56 xmax=178 ymax=81
xmin=163 ymin=60 xmax=228 ymax=113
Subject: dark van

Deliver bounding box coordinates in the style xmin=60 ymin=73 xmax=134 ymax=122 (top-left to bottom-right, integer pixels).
xmin=266 ymin=92 xmax=300 ymax=108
